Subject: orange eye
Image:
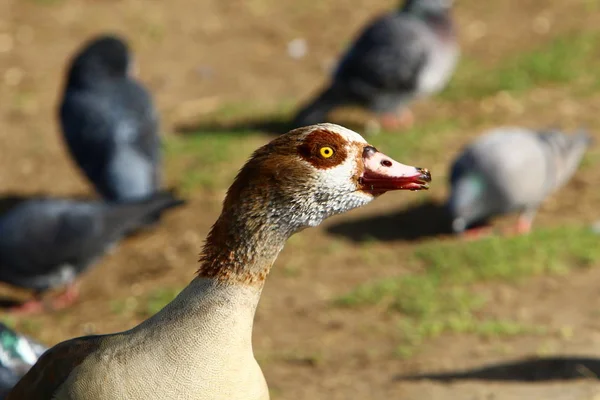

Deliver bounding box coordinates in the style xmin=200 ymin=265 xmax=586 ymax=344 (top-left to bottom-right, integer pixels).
xmin=319 ymin=146 xmax=334 ymax=158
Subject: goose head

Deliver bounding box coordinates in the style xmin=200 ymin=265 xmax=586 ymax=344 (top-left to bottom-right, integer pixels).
xmin=200 ymin=123 xmax=431 ymax=284
xmin=221 ymin=123 xmax=430 ymax=236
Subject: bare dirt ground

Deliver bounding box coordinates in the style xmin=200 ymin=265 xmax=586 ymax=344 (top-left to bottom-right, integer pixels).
xmin=1 ymin=0 xmax=600 ymax=398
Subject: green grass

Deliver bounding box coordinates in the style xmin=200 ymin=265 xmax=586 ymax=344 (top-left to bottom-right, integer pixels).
xmin=368 ymin=117 xmax=460 ymax=160
xmin=0 ymin=316 xmax=17 ymax=329
xmin=164 ymin=99 xmax=299 ymax=193
xmin=583 ymin=0 xmax=600 ymax=11
xmin=165 ymin=110 xmax=459 ymax=193
xmin=443 ymin=33 xmax=599 ymax=101
xmin=143 ymin=288 xmax=181 ymax=316
xmin=209 ymin=103 xmax=264 ymax=121
xmin=580 ymin=149 xmax=600 ymax=170
xmin=110 ymin=296 xmax=139 ymax=316
xmin=338 ymin=226 xmax=600 ymax=357
xmin=415 ymin=226 xmax=599 ymax=284
xmin=165 ymin=132 xmax=267 ymax=192
xmin=111 ymin=287 xmax=182 ymax=318
xmin=207 ymin=99 xmax=296 ymax=123
xmin=0 ymin=316 xmax=45 ymax=339
xmin=396 ymin=318 xmax=547 ymax=358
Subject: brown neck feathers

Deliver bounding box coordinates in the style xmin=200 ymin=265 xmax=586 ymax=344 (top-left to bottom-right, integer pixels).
xmin=196 ymin=134 xmax=316 ymax=286
xmin=196 ymin=210 xmax=288 ymax=286
xmin=196 ymin=157 xmax=294 ymax=286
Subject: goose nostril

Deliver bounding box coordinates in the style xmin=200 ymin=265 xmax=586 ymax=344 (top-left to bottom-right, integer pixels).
xmin=381 ymin=159 xmax=392 ymax=167
xmin=362 ymin=146 xmax=378 ymax=158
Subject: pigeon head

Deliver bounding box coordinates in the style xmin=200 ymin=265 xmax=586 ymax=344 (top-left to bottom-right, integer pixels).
xmin=403 ymin=0 xmax=453 ymax=14
xmin=65 ymin=34 xmax=132 ymax=88
xmin=447 ymin=172 xmax=489 ymax=233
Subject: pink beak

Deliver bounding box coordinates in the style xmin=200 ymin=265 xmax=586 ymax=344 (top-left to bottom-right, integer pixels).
xmin=358 ymin=146 xmax=431 ymax=194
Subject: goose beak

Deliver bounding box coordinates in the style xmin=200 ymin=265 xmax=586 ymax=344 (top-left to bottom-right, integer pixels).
xmin=358 ymin=146 xmax=431 ymax=194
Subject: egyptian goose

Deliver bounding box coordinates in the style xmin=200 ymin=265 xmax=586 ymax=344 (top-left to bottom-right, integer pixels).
xmin=7 ymin=123 xmax=431 ymax=399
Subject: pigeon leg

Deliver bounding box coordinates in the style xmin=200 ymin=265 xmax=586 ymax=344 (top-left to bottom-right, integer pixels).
xmin=500 ymin=210 xmax=536 ymax=236
xmin=515 ymin=213 xmax=534 ymax=235
xmin=8 ymin=284 xmax=80 ymax=314
xmin=379 ymin=113 xmax=402 ymax=131
xmin=462 ymin=225 xmax=494 ymax=241
xmin=396 ymin=108 xmax=414 ymax=129
xmin=379 ymin=109 xmax=414 ymax=131
xmin=51 ymin=283 xmax=80 ymax=310
xmin=8 ymin=294 xmax=46 ymax=315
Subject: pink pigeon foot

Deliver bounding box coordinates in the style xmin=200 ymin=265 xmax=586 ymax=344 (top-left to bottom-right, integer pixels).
xmin=50 ymin=284 xmax=80 ymax=310
xmin=462 ymin=225 xmax=494 ymax=241
xmin=8 ymin=299 xmax=46 ymax=315
xmin=515 ymin=215 xmax=533 ymax=235
xmin=396 ymin=109 xmax=415 ymax=129
xmin=380 ymin=109 xmax=414 ymax=131
xmin=7 ymin=284 xmax=80 ymax=314
xmin=498 ymin=215 xmax=534 ymax=237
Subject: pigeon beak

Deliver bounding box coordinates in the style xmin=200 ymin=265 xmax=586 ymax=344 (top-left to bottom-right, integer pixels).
xmin=128 ymin=59 xmax=140 ymax=78
xmin=358 ymin=146 xmax=431 ymax=195
xmin=452 ymin=217 xmax=467 ymax=234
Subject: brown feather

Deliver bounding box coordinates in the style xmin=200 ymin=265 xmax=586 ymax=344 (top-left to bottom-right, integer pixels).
xmin=196 ymin=127 xmax=352 ymax=285
xmin=297 ymin=129 xmax=348 ymax=169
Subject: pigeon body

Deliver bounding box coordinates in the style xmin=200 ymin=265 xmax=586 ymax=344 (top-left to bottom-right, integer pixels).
xmin=448 ymin=127 xmax=592 ymax=233
xmin=0 ymin=191 xmax=184 ymax=297
xmin=0 ymin=324 xmax=47 ymax=398
xmin=60 ymin=34 xmax=160 ymax=202
xmin=293 ymin=0 xmax=458 ymax=128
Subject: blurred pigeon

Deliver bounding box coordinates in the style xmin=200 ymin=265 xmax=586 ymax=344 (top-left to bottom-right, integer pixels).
xmin=447 ymin=127 xmax=592 ymax=235
xmin=0 ymin=323 xmax=47 ymax=398
xmin=59 ymin=34 xmax=161 ymax=202
xmin=0 ymin=191 xmax=185 ymax=313
xmin=292 ymin=0 xmax=458 ymax=130
xmin=592 ymin=220 xmax=600 ymax=235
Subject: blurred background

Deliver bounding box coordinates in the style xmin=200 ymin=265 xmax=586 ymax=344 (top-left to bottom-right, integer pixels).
xmin=1 ymin=0 xmax=600 ymax=398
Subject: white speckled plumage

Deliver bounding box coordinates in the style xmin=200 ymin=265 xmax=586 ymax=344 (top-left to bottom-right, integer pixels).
xmin=55 ymin=280 xmax=267 ymax=400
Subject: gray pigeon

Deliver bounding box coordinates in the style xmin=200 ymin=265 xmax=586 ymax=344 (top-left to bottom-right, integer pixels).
xmin=0 ymin=191 xmax=184 ymax=313
xmin=59 ymin=34 xmax=161 ymax=202
xmin=292 ymin=0 xmax=458 ymax=130
xmin=0 ymin=323 xmax=47 ymax=398
xmin=447 ymin=127 xmax=592 ymax=235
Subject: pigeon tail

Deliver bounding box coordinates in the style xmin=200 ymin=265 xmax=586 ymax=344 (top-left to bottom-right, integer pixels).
xmin=574 ymin=128 xmax=594 ymax=146
xmin=110 ymin=189 xmax=186 ymax=236
xmin=539 ymin=129 xmax=593 ymax=191
xmin=292 ymin=86 xmax=344 ymax=128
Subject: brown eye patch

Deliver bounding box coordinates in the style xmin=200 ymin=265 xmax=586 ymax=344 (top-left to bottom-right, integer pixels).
xmin=297 ymin=129 xmax=348 ymax=169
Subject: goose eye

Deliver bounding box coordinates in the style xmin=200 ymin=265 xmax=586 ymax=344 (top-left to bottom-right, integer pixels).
xmin=319 ymin=146 xmax=334 ymax=158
